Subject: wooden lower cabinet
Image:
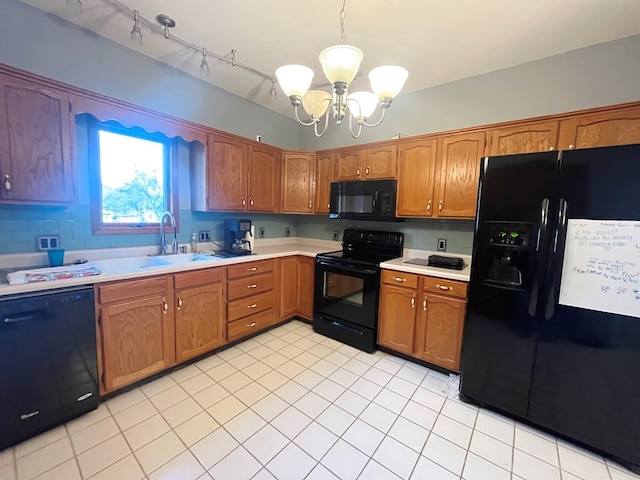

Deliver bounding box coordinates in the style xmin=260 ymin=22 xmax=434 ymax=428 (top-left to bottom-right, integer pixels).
xmin=279 ymin=256 xmax=315 ymax=321
xmin=414 ymin=293 xmax=466 ymax=371
xmin=174 ymin=269 xmax=226 ymax=363
xmin=377 ymin=270 xmax=468 ymax=372
xmin=96 ymin=276 xmax=175 ymax=394
xmin=378 ymin=284 xmax=417 ymax=355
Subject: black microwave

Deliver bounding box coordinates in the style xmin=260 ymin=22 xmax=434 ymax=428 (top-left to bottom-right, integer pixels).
xmin=329 ymin=179 xmax=400 ymax=221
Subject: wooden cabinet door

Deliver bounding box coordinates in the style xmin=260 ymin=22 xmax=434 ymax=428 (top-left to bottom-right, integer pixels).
xmin=487 ymin=121 xmax=559 ymax=156
xmin=435 ymin=132 xmax=485 ymax=218
xmin=207 ymin=133 xmax=247 ymax=211
xmin=396 ymin=139 xmax=438 ymax=217
xmin=282 ymin=152 xmax=314 ymax=213
xmin=248 ymin=144 xmax=280 ymax=212
xmin=414 ymin=293 xmax=465 ymax=372
xmin=100 ymin=294 xmax=175 ymax=392
xmin=314 ymin=152 xmax=334 ymax=214
xmin=557 ymin=106 xmax=640 ymax=150
xmin=175 ymin=283 xmax=225 ymax=362
xmin=377 ymin=284 xmax=417 ymax=355
xmin=334 ymin=150 xmax=362 ymax=180
xmin=0 ymin=75 xmax=74 ymax=203
xmin=364 ymin=144 xmax=397 ymax=179
xmin=297 ymin=256 xmax=315 ymax=319
xmin=279 ymin=257 xmax=299 ymax=319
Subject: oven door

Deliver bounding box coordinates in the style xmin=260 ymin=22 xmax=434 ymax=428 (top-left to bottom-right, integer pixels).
xmin=314 ymin=258 xmax=380 ymax=328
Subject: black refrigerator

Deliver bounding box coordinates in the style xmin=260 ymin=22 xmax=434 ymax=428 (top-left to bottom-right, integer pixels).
xmin=460 ymin=144 xmax=640 ymax=473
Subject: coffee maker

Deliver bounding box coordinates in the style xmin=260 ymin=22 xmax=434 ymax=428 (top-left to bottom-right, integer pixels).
xmin=223 ymin=219 xmax=253 ymax=256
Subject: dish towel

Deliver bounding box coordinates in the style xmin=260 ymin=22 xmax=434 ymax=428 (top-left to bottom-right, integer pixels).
xmin=7 ymin=264 xmax=102 ymax=284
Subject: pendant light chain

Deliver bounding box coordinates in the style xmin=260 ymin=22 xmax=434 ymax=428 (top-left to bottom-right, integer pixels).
xmin=339 ymin=0 xmax=347 ymax=44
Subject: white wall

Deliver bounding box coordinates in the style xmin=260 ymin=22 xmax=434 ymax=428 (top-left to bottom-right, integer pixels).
xmin=0 ymin=0 xmax=300 ymax=149
xmin=299 ymin=34 xmax=640 ymax=150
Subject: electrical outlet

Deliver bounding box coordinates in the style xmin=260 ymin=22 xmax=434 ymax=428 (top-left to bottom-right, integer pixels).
xmin=437 ymin=238 xmax=447 ymax=251
xmin=285 ymin=227 xmax=292 ymax=237
xmin=332 ymin=231 xmax=340 ymax=241
xmin=258 ymin=227 xmax=265 ymax=238
xmin=37 ymin=235 xmax=60 ymax=251
xmin=199 ymin=230 xmax=211 ymax=241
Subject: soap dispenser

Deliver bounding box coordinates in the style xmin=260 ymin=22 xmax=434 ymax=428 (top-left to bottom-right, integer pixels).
xmin=190 ymin=233 xmax=198 ymax=253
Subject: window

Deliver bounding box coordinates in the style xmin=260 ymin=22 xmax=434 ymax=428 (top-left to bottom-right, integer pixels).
xmin=88 ymin=118 xmax=178 ymax=234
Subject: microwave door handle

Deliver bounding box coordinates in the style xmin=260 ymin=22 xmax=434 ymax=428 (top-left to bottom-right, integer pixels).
xmin=372 ymin=190 xmax=378 ymax=208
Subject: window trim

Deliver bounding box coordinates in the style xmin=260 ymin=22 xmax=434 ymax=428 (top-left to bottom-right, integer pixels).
xmin=88 ymin=117 xmax=179 ymax=235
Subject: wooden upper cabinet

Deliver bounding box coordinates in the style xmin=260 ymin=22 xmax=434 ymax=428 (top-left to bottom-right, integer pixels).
xmin=282 ymin=152 xmax=314 ymax=213
xmin=0 ymin=75 xmax=74 ymax=204
xmin=207 ymin=133 xmax=248 ymax=211
xmin=334 ymin=150 xmax=362 ymax=181
xmin=436 ymin=132 xmax=485 ymax=218
xmin=175 ymin=282 xmax=225 ymax=363
xmin=557 ymin=106 xmax=640 ymax=150
xmin=248 ymin=144 xmax=281 ymax=212
xmin=487 ymin=121 xmax=559 ymax=156
xmin=414 ymin=293 xmax=466 ymax=372
xmin=364 ymin=144 xmax=397 ymax=179
xmin=378 ymin=284 xmax=417 ymax=355
xmin=334 ymin=145 xmax=396 ymax=181
xmin=396 ymin=139 xmax=438 ymax=217
xmin=314 ymin=152 xmax=334 ymax=215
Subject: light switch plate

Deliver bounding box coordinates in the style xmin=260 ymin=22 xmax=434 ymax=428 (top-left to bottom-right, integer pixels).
xmin=332 ymin=231 xmax=340 ymax=241
xmin=199 ymin=230 xmax=211 ymax=241
xmin=258 ymin=227 xmax=265 ymax=238
xmin=36 ymin=235 xmax=60 ymax=251
xmin=285 ymin=227 xmax=292 ymax=237
xmin=437 ymin=238 xmax=447 ymax=251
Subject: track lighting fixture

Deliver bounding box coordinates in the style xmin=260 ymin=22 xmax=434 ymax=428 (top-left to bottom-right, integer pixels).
xmin=155 ymin=14 xmax=175 ymax=39
xmin=130 ymin=9 xmax=142 ymax=45
xmin=200 ymin=47 xmax=210 ymax=76
xmin=269 ymin=79 xmax=277 ymax=99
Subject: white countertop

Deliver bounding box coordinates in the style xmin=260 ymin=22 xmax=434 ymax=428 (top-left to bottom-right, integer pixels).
xmin=0 ymin=239 xmax=337 ymax=297
xmin=0 ymin=239 xmax=472 ymax=295
xmin=380 ymin=250 xmax=472 ymax=282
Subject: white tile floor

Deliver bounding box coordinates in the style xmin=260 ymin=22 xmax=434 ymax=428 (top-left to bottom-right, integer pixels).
xmin=1 ymin=320 xmax=639 ymax=480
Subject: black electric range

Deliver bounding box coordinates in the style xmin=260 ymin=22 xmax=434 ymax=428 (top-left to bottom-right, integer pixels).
xmin=313 ymin=229 xmax=404 ymax=352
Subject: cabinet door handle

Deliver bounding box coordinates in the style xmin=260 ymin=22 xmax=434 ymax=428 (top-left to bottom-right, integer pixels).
xmin=242 ymin=196 xmax=246 ymax=206
xmin=247 ymin=284 xmax=257 ymax=289
xmin=393 ymin=277 xmax=406 ymax=283
xmin=248 ymin=303 xmax=257 ymax=309
xmin=549 ymin=147 xmax=555 ymax=151
xmin=427 ymin=200 xmax=431 ymax=212
xmin=356 ymin=166 xmax=361 ymax=176
xmin=327 ymin=202 xmax=330 ymax=209
xmin=437 ymin=284 xmax=453 ymax=291
xmin=308 ymin=200 xmax=312 ymax=209
xmin=177 ymin=295 xmax=183 ymax=310
xmin=3 ymin=174 xmax=10 ymax=192
xmin=411 ymin=294 xmax=415 ymax=308
xmin=248 ymin=267 xmax=257 ymax=272
xmin=568 ymin=144 xmax=574 ymax=150
xmin=249 ymin=197 xmax=254 ymax=206
xmin=423 ymin=297 xmax=427 ymax=310
xmin=247 ymin=322 xmax=257 ymax=327
xmin=163 ymin=297 xmax=168 ymax=314
xmin=438 ymin=200 xmax=443 ymax=212
xmin=365 ymin=166 xmax=370 ymax=176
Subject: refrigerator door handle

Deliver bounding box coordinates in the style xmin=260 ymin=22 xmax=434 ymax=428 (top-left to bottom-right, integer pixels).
xmin=528 ymin=198 xmax=550 ymax=316
xmin=544 ymin=198 xmax=568 ymax=320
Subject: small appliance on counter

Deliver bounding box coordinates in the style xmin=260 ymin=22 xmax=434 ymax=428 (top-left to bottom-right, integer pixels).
xmin=219 ymin=219 xmax=253 ymax=257
xmin=404 ymin=255 xmax=466 ymax=270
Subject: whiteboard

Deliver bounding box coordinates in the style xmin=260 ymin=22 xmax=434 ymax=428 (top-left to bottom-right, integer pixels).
xmin=559 ymin=219 xmax=640 ymax=318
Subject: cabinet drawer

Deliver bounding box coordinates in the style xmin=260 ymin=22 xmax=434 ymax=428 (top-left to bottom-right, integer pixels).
xmin=423 ymin=277 xmax=468 ymax=299
xmin=381 ymin=270 xmax=419 ymax=289
xmin=173 ymin=267 xmax=224 ymax=290
xmin=227 ymin=272 xmax=274 ymax=301
xmin=97 ymin=276 xmax=168 ymax=304
xmin=227 ymin=259 xmax=275 ymax=279
xmin=227 ymin=308 xmax=275 ymax=342
xmin=227 ymin=291 xmax=273 ymax=321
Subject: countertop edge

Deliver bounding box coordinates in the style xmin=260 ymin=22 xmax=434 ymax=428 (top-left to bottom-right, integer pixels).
xmin=380 ymin=251 xmax=472 ymax=282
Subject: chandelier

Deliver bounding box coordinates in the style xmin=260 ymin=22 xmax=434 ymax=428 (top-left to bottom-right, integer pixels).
xmin=275 ymin=0 xmax=408 ymax=138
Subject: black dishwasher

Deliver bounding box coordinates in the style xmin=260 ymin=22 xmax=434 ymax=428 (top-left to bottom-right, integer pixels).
xmin=0 ymin=285 xmax=98 ymax=450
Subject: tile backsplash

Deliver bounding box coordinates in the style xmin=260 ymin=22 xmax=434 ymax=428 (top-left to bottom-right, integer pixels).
xmin=0 ymin=204 xmax=474 ymax=255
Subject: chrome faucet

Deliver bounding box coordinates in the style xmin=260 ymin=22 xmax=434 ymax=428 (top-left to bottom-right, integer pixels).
xmin=160 ymin=211 xmax=178 ymax=255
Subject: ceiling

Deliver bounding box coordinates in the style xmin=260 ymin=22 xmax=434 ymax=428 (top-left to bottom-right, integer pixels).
xmin=20 ymin=0 xmax=640 ymax=118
